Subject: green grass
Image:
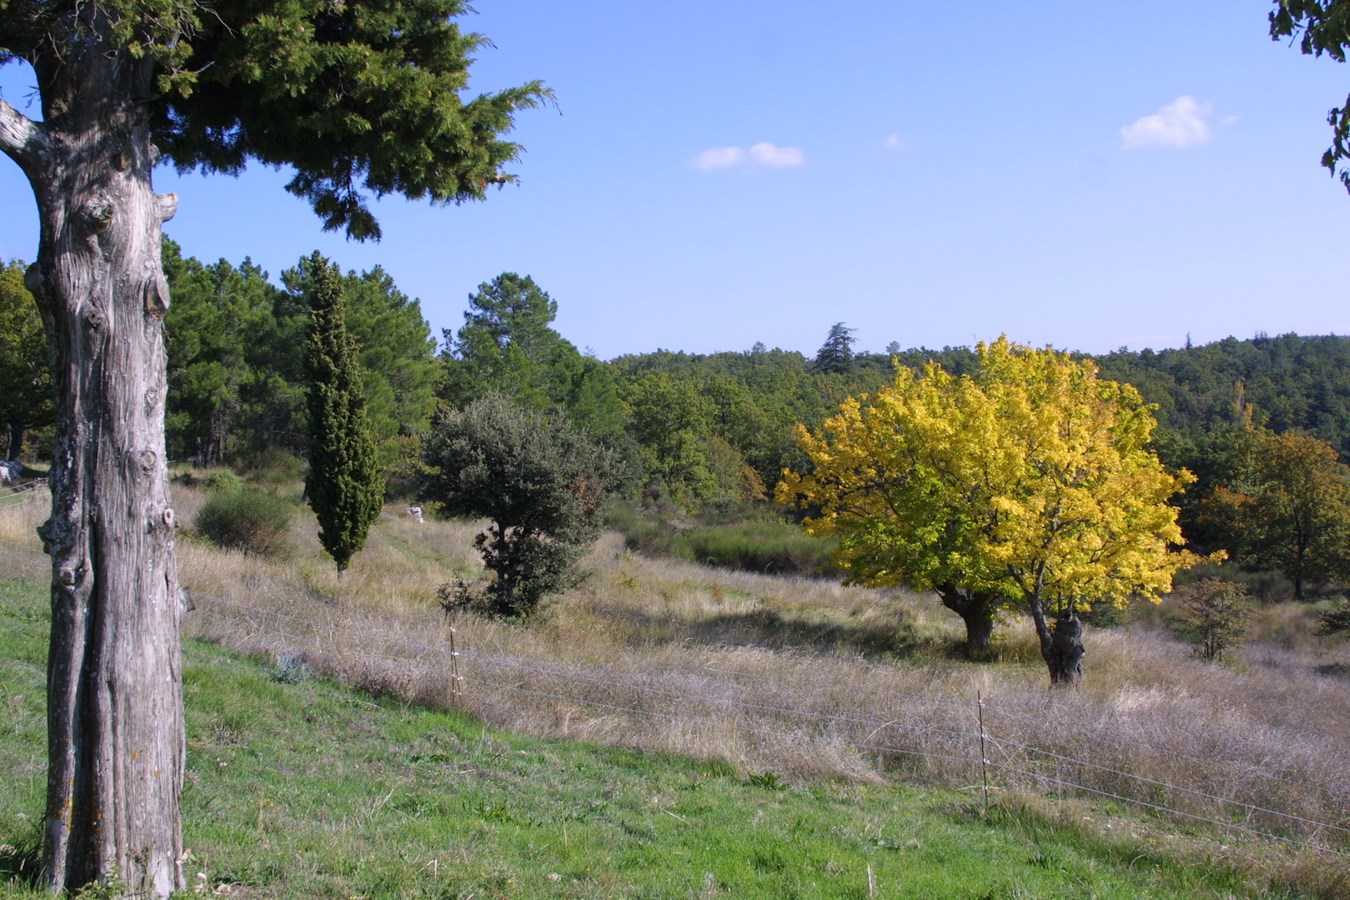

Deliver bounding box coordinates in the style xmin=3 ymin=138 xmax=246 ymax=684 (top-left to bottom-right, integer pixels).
xmin=0 ymin=577 xmax=1278 ymax=898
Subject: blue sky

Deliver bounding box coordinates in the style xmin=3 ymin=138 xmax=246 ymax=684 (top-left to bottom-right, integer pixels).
xmin=2 ymin=0 xmax=1348 ymax=359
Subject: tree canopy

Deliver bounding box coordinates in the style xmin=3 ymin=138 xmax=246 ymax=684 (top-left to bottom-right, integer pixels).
xmin=164 ymin=243 xmax=441 ymax=473
xmin=779 ymin=337 xmax=1203 ymax=681
xmin=422 ymin=393 xmax=622 ymax=618
xmin=163 ymin=240 xmax=295 ymax=464
xmin=1 ymin=0 xmax=550 ymax=238
xmin=1 ymin=0 xmax=548 ymax=891
xmin=441 ymin=272 xmax=628 ymax=444
xmin=1271 ymin=0 xmax=1350 ymax=195
xmin=1199 ymin=428 xmax=1350 ymax=598
xmin=285 ymin=257 xmax=440 ymax=472
xmin=813 ymin=322 xmax=857 ymax=375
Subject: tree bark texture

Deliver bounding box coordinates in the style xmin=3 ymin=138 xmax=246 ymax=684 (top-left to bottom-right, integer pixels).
xmin=1031 ymin=605 xmax=1085 ymax=687
xmin=937 ymin=585 xmax=998 ymax=657
xmin=6 ymin=422 xmax=24 ymax=461
xmin=2 ymin=23 xmax=186 ymax=897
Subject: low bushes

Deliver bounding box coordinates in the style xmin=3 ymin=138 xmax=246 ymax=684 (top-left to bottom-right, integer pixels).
xmin=610 ymin=505 xmax=837 ymax=576
xmin=681 ymin=520 xmax=837 ymax=575
xmin=202 ymin=470 xmax=244 ymax=496
xmin=195 ymin=488 xmax=295 ymax=559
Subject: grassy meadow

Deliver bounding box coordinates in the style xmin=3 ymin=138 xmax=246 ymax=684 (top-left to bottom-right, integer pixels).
xmin=1 ymin=475 xmax=1348 ymax=897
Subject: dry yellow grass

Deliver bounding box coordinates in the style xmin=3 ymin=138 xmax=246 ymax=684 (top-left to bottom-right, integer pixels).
xmin=4 ymin=476 xmax=1350 ymax=878
xmin=0 ymin=483 xmax=50 ymax=583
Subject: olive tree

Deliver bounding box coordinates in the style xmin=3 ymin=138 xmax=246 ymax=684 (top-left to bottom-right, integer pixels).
xmin=423 ymin=394 xmax=621 ymax=619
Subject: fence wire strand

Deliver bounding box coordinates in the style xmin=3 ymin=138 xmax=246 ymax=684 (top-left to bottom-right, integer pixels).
xmin=1 ymin=527 xmax=1347 ymax=858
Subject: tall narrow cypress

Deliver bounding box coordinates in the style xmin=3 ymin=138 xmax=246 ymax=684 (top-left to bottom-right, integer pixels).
xmin=304 ymin=253 xmax=384 ymax=574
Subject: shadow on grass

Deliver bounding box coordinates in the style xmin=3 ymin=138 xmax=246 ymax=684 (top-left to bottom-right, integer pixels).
xmin=688 ymin=607 xmax=937 ymax=657
xmin=588 ymin=601 xmax=946 ymax=659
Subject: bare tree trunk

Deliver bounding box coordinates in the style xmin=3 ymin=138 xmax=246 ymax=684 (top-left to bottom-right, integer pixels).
xmin=3 ymin=24 xmax=186 ymax=897
xmin=6 ymin=421 xmax=24 ymax=461
xmin=1029 ymin=601 xmax=1084 ymax=687
xmin=937 ymin=585 xmax=999 ymax=657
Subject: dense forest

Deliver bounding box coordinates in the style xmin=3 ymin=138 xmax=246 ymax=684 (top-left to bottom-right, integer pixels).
xmin=3 ymin=246 xmax=1348 ymax=587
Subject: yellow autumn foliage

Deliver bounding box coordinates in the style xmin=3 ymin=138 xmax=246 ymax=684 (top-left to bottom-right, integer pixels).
xmin=777 ymin=336 xmax=1206 ymax=619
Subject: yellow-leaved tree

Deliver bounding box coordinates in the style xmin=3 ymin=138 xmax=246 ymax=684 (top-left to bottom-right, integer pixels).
xmin=777 ymin=336 xmax=1206 ymax=684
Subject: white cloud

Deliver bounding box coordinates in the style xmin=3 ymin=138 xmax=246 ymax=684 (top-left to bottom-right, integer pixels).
xmin=693 ymin=146 xmax=748 ymax=171
xmin=748 ymin=142 xmax=805 ymax=167
xmin=884 ymin=133 xmax=905 ymax=151
xmin=693 ymin=142 xmax=805 ymax=171
xmin=1120 ymin=95 xmax=1213 ymax=150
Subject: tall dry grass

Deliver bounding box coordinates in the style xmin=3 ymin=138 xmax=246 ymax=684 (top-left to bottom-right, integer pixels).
xmin=0 ymin=482 xmax=51 ymax=583
xmin=4 ymin=477 xmax=1349 ymax=882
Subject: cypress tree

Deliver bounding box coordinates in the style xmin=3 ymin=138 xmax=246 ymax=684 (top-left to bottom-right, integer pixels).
xmin=304 ymin=253 xmax=384 ymax=574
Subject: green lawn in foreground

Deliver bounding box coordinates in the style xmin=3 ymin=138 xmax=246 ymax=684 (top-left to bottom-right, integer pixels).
xmin=0 ymin=577 xmax=1262 ymax=898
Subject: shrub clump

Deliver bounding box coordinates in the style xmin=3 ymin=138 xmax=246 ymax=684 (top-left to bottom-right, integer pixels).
xmin=195 ymin=488 xmax=295 ymax=558
xmin=1318 ymin=597 xmax=1350 ymax=635
xmin=1172 ymin=577 xmax=1253 ymax=662
xmin=202 ymin=470 xmax=244 ymax=496
xmin=681 ymin=520 xmax=836 ymax=575
xmin=423 ymin=394 xmax=625 ymax=620
xmin=239 ymin=448 xmax=306 ymax=489
xmin=609 ymin=505 xmax=837 ymax=577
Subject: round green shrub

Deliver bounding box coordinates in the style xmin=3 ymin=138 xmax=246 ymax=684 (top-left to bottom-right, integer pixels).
xmin=195 ymin=489 xmax=295 ymax=558
xmin=202 ymin=470 xmax=243 ymax=496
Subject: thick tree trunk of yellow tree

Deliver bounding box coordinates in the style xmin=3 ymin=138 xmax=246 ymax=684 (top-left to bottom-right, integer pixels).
xmin=936 ymin=585 xmax=999 ymax=657
xmin=1031 ymin=603 xmax=1085 ymax=687
xmin=6 ymin=25 xmax=186 ymax=897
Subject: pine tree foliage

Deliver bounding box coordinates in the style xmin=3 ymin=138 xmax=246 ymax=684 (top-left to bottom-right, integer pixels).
xmin=1 ymin=0 xmax=547 ymax=890
xmin=163 ymin=240 xmax=294 ymax=464
xmin=813 ymin=322 xmax=856 ymax=374
xmin=303 ymin=253 xmax=383 ymax=574
xmin=442 ymin=273 xmax=628 ymax=443
xmin=2 ymin=0 xmax=551 ymax=238
xmin=1271 ymin=0 xmax=1350 ymax=195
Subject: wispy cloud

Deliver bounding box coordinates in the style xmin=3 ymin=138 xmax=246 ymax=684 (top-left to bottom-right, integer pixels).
xmin=1120 ymin=95 xmax=1213 ymax=150
xmin=884 ymin=133 xmax=905 ymax=151
xmin=693 ymin=141 xmax=806 ymax=171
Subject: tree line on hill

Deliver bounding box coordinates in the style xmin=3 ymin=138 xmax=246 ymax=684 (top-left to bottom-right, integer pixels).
xmin=3 ymin=248 xmax=1348 ymax=598
xmin=7 ymin=1 xmax=1348 ymax=890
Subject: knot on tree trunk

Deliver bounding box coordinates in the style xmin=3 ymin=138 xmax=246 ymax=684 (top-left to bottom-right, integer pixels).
xmin=80 ymin=193 xmax=115 ymax=231
xmin=144 ymin=272 xmax=170 ymax=318
xmin=157 ymin=193 xmax=178 ymax=222
xmin=23 ymin=262 xmax=44 ymax=300
xmin=1048 ymin=610 xmax=1085 ymax=686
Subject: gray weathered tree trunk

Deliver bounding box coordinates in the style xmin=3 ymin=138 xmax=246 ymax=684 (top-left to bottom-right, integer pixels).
xmin=1 ymin=17 xmax=186 ymax=897
xmin=1030 ymin=602 xmax=1085 ymax=687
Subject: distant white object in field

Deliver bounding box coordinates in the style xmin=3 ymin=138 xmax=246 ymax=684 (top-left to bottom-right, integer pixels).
xmin=0 ymin=460 xmax=20 ymax=484
xmin=407 ymin=505 xmax=423 ymax=523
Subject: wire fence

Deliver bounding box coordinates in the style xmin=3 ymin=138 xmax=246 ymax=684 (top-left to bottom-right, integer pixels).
xmin=1 ymin=518 xmax=1348 ymax=862
xmin=179 ymin=588 xmax=1350 ymax=857
xmin=0 ymin=478 xmax=48 ymax=509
